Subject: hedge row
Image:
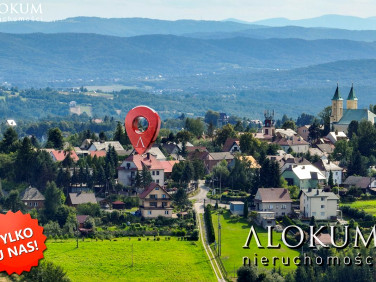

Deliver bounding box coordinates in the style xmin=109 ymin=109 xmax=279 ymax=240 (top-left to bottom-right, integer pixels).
xmin=204 ymin=205 xmax=215 ymax=244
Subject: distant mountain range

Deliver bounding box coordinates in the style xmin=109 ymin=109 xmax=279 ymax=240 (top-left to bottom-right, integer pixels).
xmin=2 ymin=32 xmax=376 ymax=87
xmin=250 ymin=14 xmax=376 ymax=30
xmin=0 ymin=17 xmax=256 ymax=37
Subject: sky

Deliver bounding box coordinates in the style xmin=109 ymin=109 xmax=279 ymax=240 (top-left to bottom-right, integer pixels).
xmin=1 ymin=0 xmax=376 ymax=21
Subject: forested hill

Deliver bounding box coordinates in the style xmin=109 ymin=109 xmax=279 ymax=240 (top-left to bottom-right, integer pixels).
xmin=2 ymin=33 xmax=376 ymax=86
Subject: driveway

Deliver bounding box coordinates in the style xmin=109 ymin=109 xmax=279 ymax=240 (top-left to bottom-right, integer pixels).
xmin=191 ymin=180 xmax=229 ymax=214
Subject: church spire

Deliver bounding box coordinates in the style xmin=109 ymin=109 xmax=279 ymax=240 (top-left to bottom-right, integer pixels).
xmin=332 ymin=83 xmax=343 ymax=101
xmin=347 ymin=83 xmax=357 ymax=101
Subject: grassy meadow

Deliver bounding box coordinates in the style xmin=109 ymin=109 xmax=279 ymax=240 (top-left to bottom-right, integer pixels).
xmin=340 ymin=199 xmax=376 ymax=215
xmin=44 ymin=237 xmax=215 ymax=282
xmin=211 ymin=211 xmax=299 ymax=277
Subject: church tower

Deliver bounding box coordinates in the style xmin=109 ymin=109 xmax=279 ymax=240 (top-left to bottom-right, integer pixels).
xmin=346 ymin=83 xmax=358 ymax=110
xmin=330 ymin=83 xmax=343 ymax=123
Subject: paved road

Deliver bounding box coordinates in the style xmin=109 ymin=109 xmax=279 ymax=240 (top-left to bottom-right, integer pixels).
xmin=191 ymin=180 xmax=229 ymax=214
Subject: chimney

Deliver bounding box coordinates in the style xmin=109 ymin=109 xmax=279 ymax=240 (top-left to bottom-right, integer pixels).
xmin=308 ymin=187 xmax=312 ymax=192
xmin=147 ymin=152 xmax=150 ymax=159
xmin=316 ymin=189 xmax=319 ymax=195
xmin=327 ymin=159 xmax=330 ymax=164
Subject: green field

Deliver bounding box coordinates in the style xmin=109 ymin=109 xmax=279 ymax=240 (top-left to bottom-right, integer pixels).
xmin=45 ymin=238 xmax=215 ymax=282
xmin=212 ymin=211 xmax=299 ymax=276
xmin=341 ymin=199 xmax=376 ymax=215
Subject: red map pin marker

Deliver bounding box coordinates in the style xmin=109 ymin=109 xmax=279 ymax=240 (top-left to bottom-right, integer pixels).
xmin=125 ymin=106 xmax=161 ymax=155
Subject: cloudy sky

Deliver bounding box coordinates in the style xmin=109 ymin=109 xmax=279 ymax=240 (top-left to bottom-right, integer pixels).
xmin=2 ymin=0 xmax=376 ymax=21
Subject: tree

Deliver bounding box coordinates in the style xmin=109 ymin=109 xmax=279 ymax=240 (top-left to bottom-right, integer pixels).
xmin=243 ymin=199 xmax=248 ymax=218
xmin=296 ymin=113 xmax=315 ymax=127
xmin=333 ymin=139 xmax=352 ymax=162
xmin=15 ymin=137 xmax=34 ymax=182
xmin=181 ymin=162 xmax=194 ymax=184
xmin=282 ymin=120 xmax=296 ymax=130
xmin=319 ymin=106 xmax=332 ymax=136
xmin=46 ymin=128 xmax=64 ymax=149
xmin=141 ymin=165 xmax=153 ymax=188
xmin=113 ymin=122 xmax=129 ymax=145
xmin=348 ymin=151 xmax=367 ymax=176
xmin=21 ymin=261 xmax=71 ymax=282
xmin=192 ymin=159 xmax=205 ymax=181
xmin=207 ymin=122 xmax=215 ymax=141
xmin=308 ymin=119 xmax=321 ymax=143
xmin=0 ymin=126 xmax=19 ymax=153
xmin=328 ymin=170 xmax=334 ymax=187
xmin=204 ymin=110 xmax=220 ymax=125
xmin=237 ymin=265 xmax=258 ymax=282
xmin=347 ymin=120 xmax=359 ymax=139
xmin=44 ymin=182 xmax=63 ymax=221
xmin=173 ymin=188 xmax=189 ymax=211
xmin=215 ymin=124 xmax=236 ymax=147
xmin=185 ymin=117 xmax=204 ymax=138
xmin=5 ymin=190 xmax=24 ymax=212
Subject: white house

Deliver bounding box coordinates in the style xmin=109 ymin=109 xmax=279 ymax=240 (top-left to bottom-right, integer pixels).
xmin=313 ymin=159 xmax=343 ymax=185
xmin=118 ymin=153 xmax=165 ymax=188
xmin=326 ymin=131 xmax=348 ymax=144
xmin=282 ymin=164 xmax=326 ymax=189
xmin=6 ymin=120 xmax=16 ymax=127
xmin=300 ymin=189 xmax=339 ymax=220
xmin=275 ymin=136 xmax=309 ymax=153
xmin=88 ymin=141 xmax=124 ymax=153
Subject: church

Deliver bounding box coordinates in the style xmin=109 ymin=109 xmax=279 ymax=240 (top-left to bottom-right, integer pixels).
xmin=330 ymin=84 xmax=376 ymax=132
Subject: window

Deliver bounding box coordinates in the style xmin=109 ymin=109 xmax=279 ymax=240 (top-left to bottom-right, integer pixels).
xmin=34 ymin=202 xmax=38 ymax=207
xmin=282 ymin=212 xmax=285 ymax=216
xmin=155 ymin=187 xmax=159 ymax=190
xmin=157 ymin=171 xmax=160 ymax=175
xmin=321 ymin=205 xmax=325 ymax=209
xmin=282 ymin=204 xmax=287 ymax=209
xmin=150 ymin=194 xmax=157 ymax=199
xmin=162 ymin=202 xmax=168 ymax=207
xmin=165 ymin=211 xmax=169 ymax=215
xmin=147 ymin=211 xmax=152 ymax=215
xmin=152 ymin=171 xmax=155 ymax=175
xmin=268 ymin=204 xmax=273 ymax=209
xmin=321 ymin=197 xmax=324 ymax=201
xmin=29 ymin=202 xmax=32 ymax=207
xmin=275 ymin=205 xmax=279 ymax=209
xmin=126 ymin=163 xmax=130 ymax=169
xmin=162 ymin=194 xmax=166 ymax=198
xmin=156 ymin=180 xmax=159 ymax=184
xmin=150 ymin=202 xmax=157 ymax=207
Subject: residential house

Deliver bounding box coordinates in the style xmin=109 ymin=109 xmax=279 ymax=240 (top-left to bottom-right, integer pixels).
xmin=280 ymin=157 xmax=311 ymax=173
xmin=343 ymin=176 xmax=376 ymax=193
xmin=326 ymin=131 xmax=348 ymax=144
xmin=282 ymin=165 xmax=326 ymax=189
xmin=300 ymin=188 xmax=339 ymax=220
xmin=6 ymin=120 xmax=16 ymax=127
xmin=50 ymin=150 xmax=79 ymax=163
xmin=204 ymin=152 xmax=235 ymax=172
xmin=275 ymin=128 xmax=297 ymax=138
xmin=88 ymin=141 xmax=126 ymax=155
xmin=222 ymin=138 xmax=241 ymax=153
xmin=80 ymin=139 xmax=93 ymax=150
xmin=275 ymin=136 xmax=309 ymax=153
xmin=254 ymin=188 xmax=292 ymax=217
xmin=112 ymin=201 xmax=126 ymax=210
xmin=139 ymin=183 xmax=173 ymax=218
xmin=316 ymin=144 xmax=335 ymax=156
xmin=118 ymin=153 xmax=165 ymax=187
xmin=68 ymin=192 xmax=97 ymax=207
xmin=313 ymin=159 xmax=343 ymax=185
xmin=89 ymin=150 xmax=107 ymax=158
xmin=159 ymin=160 xmax=179 ymax=179
xmin=218 ymin=113 xmax=229 ymax=127
xmin=21 ymin=186 xmax=45 ymax=210
xmin=297 ymin=125 xmax=310 ymax=141
xmin=255 ymin=212 xmax=276 ymax=229
xmin=229 ymin=156 xmax=261 ymax=169
xmin=76 ymin=215 xmax=89 ymax=228
xmin=147 ymin=146 xmax=167 ymax=161
xmin=229 ymin=201 xmax=245 ymax=216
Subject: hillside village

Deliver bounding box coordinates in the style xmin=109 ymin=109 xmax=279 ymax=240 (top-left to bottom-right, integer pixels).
xmin=1 ymin=84 xmax=376 ymax=280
